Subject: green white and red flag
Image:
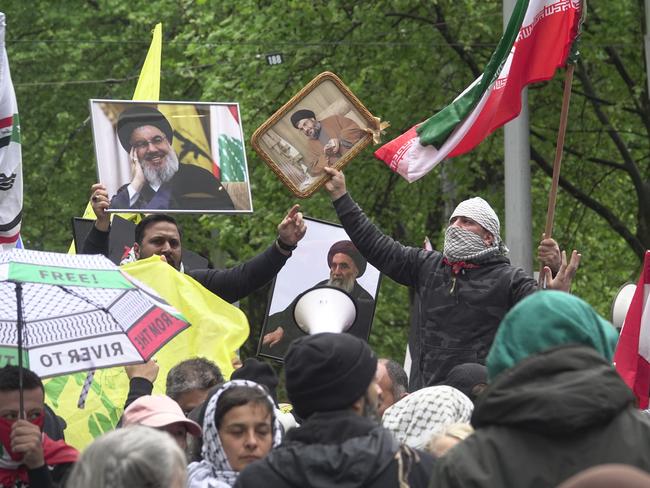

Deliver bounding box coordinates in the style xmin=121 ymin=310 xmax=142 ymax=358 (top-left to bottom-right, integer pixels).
xmin=375 ymin=0 xmax=583 ymax=182
xmin=0 ymin=13 xmax=22 ymax=250
xmin=614 ymin=251 xmax=650 ymax=409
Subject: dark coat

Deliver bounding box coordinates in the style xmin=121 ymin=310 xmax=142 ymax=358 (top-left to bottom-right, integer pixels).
xmin=235 ymin=410 xmax=434 ymax=488
xmin=110 ymin=163 xmax=235 ymax=211
xmin=333 ymin=193 xmax=537 ymax=389
xmin=430 ymin=345 xmax=650 ymax=488
xmin=81 ymin=226 xmax=289 ymax=304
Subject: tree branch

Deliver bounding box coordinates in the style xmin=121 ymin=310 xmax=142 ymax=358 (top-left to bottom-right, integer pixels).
xmin=530 ymin=145 xmax=645 ymax=259
xmin=385 ymin=8 xmax=482 ymax=78
xmin=530 ymin=128 xmax=627 ymax=171
xmin=575 ymin=61 xmax=646 ymax=201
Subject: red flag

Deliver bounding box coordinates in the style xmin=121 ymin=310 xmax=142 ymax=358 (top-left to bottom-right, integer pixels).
xmin=614 ymin=251 xmax=650 ymax=408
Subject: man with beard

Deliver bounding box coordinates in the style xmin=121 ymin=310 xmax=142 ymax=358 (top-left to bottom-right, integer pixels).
xmin=235 ymin=333 xmax=434 ymax=488
xmin=110 ymin=106 xmax=235 ymax=211
xmin=322 ymin=167 xmax=580 ymax=390
xmin=260 ymin=240 xmax=375 ymax=357
xmin=290 ymin=109 xmax=366 ymax=177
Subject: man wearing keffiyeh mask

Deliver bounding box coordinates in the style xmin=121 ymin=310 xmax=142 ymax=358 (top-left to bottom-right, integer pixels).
xmin=323 ymin=168 xmax=580 ymax=389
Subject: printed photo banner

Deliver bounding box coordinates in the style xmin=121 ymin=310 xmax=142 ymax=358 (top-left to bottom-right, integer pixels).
xmin=90 ymin=99 xmax=253 ymax=214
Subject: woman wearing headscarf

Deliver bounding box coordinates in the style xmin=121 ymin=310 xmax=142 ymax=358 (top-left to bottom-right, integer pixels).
xmin=186 ymin=380 xmax=282 ymax=488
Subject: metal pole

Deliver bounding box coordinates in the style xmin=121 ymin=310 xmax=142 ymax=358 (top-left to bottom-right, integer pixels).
xmin=503 ymin=0 xmax=533 ymax=275
xmin=15 ymin=282 xmax=24 ymax=419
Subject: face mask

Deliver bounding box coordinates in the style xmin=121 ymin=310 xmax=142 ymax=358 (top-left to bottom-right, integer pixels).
xmin=0 ymin=412 xmax=44 ymax=462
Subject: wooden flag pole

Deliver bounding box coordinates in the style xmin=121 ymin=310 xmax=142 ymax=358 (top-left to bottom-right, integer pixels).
xmin=539 ymin=63 xmax=575 ymax=286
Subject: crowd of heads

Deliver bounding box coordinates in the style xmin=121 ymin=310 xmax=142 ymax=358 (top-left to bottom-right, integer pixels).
xmin=0 ymin=287 xmax=644 ymax=487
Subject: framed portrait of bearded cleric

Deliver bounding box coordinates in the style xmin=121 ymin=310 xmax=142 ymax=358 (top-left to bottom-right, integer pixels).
xmin=251 ymin=71 xmax=383 ymax=199
xmin=89 ymin=99 xmax=253 ymax=213
xmin=257 ymin=216 xmax=382 ymax=362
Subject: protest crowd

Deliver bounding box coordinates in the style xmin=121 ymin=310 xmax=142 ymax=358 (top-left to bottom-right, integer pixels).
xmin=3 ymin=2 xmax=650 ymax=488
xmin=4 ymin=164 xmax=650 ymax=488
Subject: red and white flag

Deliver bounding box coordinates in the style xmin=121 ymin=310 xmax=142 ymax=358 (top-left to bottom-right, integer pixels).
xmin=0 ymin=13 xmax=22 ymax=251
xmin=614 ymin=251 xmax=650 ymax=408
xmin=375 ymin=0 xmax=583 ymax=182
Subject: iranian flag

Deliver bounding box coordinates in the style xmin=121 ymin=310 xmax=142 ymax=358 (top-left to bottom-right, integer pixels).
xmin=614 ymin=252 xmax=650 ymax=408
xmin=210 ymin=104 xmax=247 ymax=182
xmin=375 ymin=0 xmax=583 ymax=183
xmin=0 ymin=13 xmax=22 ymax=251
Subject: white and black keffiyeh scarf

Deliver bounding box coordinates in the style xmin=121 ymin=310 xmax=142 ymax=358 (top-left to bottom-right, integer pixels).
xmin=186 ymin=380 xmax=282 ymax=488
xmin=443 ymin=226 xmax=503 ymax=263
xmin=382 ymin=385 xmax=473 ymax=449
xmin=443 ymin=196 xmax=509 ymax=263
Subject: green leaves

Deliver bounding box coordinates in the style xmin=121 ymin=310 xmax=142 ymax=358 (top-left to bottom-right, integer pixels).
xmin=4 ymin=0 xmax=648 ymax=360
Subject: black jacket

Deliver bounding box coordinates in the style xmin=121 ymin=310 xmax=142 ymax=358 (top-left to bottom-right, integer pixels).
xmin=333 ymin=193 xmax=537 ymax=389
xmin=110 ymin=163 xmax=235 ymax=211
xmin=430 ymin=345 xmax=650 ymax=488
xmin=235 ymin=410 xmax=434 ymax=488
xmin=82 ymin=225 xmax=289 ymax=303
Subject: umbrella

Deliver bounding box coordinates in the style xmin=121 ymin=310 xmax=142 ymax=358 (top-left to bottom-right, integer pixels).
xmin=0 ymin=249 xmax=190 ymax=415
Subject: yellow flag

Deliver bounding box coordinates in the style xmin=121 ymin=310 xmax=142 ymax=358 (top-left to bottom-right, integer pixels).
xmin=158 ymin=103 xmax=214 ymax=173
xmin=68 ymin=23 xmax=162 ymax=253
xmin=44 ymin=256 xmax=249 ymax=449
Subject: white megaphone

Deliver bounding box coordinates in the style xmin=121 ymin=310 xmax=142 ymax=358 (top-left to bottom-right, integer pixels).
xmin=611 ymin=282 xmax=636 ymax=329
xmin=293 ymin=286 xmax=357 ymax=335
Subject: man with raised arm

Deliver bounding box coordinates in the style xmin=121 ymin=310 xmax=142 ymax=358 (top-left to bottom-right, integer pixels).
xmin=84 ymin=183 xmax=306 ymax=304
xmin=322 ymin=166 xmax=579 ymax=389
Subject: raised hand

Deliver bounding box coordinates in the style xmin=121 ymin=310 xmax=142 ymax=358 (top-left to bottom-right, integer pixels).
xmin=323 ymin=167 xmax=347 ymax=201
xmin=125 ymin=358 xmax=159 ymax=383
xmin=537 ymin=233 xmax=561 ymax=276
xmin=543 ymin=249 xmax=581 ymax=292
xmin=277 ymin=204 xmax=307 ymax=249
xmin=90 ymin=183 xmax=110 ymax=231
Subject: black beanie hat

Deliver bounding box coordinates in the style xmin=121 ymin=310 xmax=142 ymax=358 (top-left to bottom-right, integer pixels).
xmin=231 ymin=358 xmax=279 ymax=405
xmin=290 ymin=109 xmax=316 ymax=128
xmin=284 ymin=333 xmax=377 ymax=419
xmin=117 ymin=106 xmax=173 ymax=151
xmin=441 ymin=363 xmax=488 ymax=399
xmin=327 ymin=240 xmax=367 ymax=278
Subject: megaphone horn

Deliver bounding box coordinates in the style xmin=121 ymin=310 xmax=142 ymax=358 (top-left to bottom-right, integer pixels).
xmin=611 ymin=282 xmax=636 ymax=329
xmin=293 ymin=286 xmax=357 ymax=335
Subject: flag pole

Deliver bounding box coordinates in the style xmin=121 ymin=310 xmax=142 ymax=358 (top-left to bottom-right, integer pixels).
xmin=14 ymin=281 xmax=25 ymax=419
xmin=539 ymin=63 xmax=575 ymax=285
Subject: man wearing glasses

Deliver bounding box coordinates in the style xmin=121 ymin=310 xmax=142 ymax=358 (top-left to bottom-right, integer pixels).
xmin=110 ymin=106 xmax=235 ymax=211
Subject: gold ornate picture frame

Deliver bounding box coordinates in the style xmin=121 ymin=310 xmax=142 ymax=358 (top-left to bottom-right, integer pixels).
xmin=252 ymin=72 xmax=379 ymax=198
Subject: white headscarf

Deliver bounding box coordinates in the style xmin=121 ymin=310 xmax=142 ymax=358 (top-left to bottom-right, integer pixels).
xmin=382 ymin=385 xmax=473 ymax=449
xmin=186 ymin=380 xmax=282 ymax=488
xmin=443 ymin=197 xmax=509 ymax=262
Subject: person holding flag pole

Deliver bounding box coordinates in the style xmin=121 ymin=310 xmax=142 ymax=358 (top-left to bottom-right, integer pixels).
xmin=323 ymin=167 xmax=579 ymax=390
xmin=321 ymin=0 xmax=586 ymax=390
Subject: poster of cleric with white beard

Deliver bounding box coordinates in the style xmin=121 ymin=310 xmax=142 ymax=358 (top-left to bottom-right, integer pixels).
xmin=90 ymin=100 xmax=253 ymax=213
xmin=258 ymin=217 xmax=381 ymax=361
